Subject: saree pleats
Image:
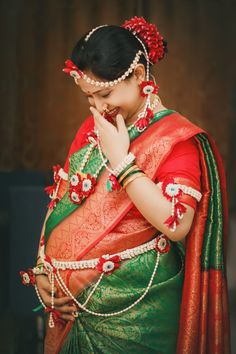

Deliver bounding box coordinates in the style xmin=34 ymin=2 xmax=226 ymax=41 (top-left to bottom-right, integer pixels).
xmin=60 ymin=243 xmax=184 ymax=354
xmin=177 ymin=133 xmax=230 ymax=354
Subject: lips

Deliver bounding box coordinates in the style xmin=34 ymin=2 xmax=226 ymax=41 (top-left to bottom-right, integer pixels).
xmin=106 ymin=107 xmax=120 ymax=118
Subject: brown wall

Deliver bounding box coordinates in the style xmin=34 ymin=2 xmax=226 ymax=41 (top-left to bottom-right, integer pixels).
xmin=1 ymin=0 xmax=236 ymax=179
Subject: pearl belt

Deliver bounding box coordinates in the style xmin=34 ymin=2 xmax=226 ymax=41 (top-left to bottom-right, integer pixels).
xmin=49 ymin=236 xmax=158 ymax=271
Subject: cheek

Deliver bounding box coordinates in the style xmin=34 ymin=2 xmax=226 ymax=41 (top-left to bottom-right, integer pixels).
xmin=88 ymin=97 xmax=95 ymax=105
xmin=111 ymin=87 xmax=140 ymax=108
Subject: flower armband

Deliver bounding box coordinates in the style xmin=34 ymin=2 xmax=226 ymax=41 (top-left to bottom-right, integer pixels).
xmin=44 ymin=164 xmax=68 ymax=209
xmin=19 ymin=263 xmax=47 ymax=286
xmin=158 ymin=177 xmax=202 ymax=232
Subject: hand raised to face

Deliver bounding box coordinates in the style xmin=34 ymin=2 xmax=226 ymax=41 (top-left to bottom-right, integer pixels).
xmin=90 ymin=106 xmax=130 ymax=169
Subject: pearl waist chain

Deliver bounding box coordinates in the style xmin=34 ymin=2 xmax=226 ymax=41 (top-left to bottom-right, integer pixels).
xmin=47 ymin=236 xmax=159 ymax=271
xmin=30 ymin=233 xmax=171 ymax=327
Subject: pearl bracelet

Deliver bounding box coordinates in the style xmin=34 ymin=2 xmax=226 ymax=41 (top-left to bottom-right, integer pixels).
xmin=112 ymin=152 xmax=136 ymax=177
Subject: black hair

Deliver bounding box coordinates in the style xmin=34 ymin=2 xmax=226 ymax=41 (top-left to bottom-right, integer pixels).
xmin=70 ymin=25 xmax=149 ymax=81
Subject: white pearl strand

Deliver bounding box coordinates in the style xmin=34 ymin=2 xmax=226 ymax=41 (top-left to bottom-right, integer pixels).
xmin=39 ymin=235 xmax=163 ymax=322
xmin=157 ymin=182 xmax=202 ymax=202
xmin=71 ymin=138 xmax=106 ymax=184
xmin=34 ymin=284 xmax=47 ymax=310
xmin=127 ymin=95 xmax=159 ymax=132
xmin=84 ymin=25 xmax=108 ymax=42
xmin=49 ymin=236 xmax=158 ymax=271
xmin=82 ymin=272 xmax=104 ymax=307
xmin=53 ymin=251 xmax=160 ymax=318
xmin=81 ymin=51 xmax=142 ymax=87
xmin=48 ymin=273 xmax=55 ymax=328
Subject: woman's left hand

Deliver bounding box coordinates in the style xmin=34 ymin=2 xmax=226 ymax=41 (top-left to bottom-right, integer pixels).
xmin=90 ymin=106 xmax=130 ymax=169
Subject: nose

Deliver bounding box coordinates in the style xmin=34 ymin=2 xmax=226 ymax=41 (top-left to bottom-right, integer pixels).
xmin=93 ymin=98 xmax=108 ymax=114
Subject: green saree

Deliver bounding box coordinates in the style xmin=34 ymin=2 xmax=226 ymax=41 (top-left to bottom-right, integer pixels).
xmin=60 ymin=242 xmax=184 ymax=354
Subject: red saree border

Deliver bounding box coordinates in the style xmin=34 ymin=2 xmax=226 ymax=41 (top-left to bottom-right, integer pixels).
xmin=176 ymin=136 xmax=230 ymax=354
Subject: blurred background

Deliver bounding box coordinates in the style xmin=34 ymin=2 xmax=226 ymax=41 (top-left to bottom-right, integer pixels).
xmin=0 ymin=0 xmax=235 ymax=353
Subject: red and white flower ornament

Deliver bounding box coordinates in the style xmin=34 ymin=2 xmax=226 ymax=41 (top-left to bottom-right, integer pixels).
xmin=140 ymin=81 xmax=159 ymax=97
xmin=63 ymin=59 xmax=83 ymax=80
xmin=155 ymin=234 xmax=171 ymax=253
xmin=135 ymin=108 xmax=154 ymax=132
xmin=96 ymin=255 xmax=121 ymax=275
xmin=161 ymin=177 xmax=187 ymax=232
xmin=69 ymin=172 xmax=96 ymax=205
xmin=19 ymin=269 xmax=36 ymax=286
xmin=44 ymin=164 xmax=64 ymax=209
xmin=106 ymin=173 xmax=121 ymax=192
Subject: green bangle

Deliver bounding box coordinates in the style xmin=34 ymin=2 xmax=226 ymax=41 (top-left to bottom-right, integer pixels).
xmin=120 ymin=169 xmax=143 ymax=186
xmin=117 ymin=162 xmax=135 ymax=180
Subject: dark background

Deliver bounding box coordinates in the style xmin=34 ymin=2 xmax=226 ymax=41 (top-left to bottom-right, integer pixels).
xmin=0 ymin=0 xmax=235 ymax=353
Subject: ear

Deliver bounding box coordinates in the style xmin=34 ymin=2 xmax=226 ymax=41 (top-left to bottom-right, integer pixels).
xmin=133 ymin=64 xmax=146 ymax=84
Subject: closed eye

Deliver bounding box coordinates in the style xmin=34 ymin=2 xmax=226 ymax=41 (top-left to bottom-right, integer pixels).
xmin=100 ymin=92 xmax=111 ymax=98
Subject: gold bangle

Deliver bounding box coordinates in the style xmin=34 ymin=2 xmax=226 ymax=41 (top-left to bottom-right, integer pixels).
xmin=118 ymin=164 xmax=139 ymax=184
xmin=123 ymin=172 xmax=146 ymax=189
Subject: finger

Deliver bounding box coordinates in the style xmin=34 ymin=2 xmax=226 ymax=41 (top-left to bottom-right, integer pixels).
xmin=53 ymin=296 xmax=73 ymax=306
xmin=116 ymin=114 xmax=126 ymax=133
xmin=59 ymin=313 xmax=76 ymax=322
xmin=54 ymin=304 xmax=77 ymax=313
xmin=36 ymin=277 xmax=56 ymax=293
xmin=90 ymin=106 xmax=110 ymax=129
xmin=41 ymin=294 xmax=72 ymax=307
xmin=38 ymin=282 xmax=57 ymax=294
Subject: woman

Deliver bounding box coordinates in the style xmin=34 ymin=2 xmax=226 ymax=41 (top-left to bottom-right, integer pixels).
xmin=20 ymin=17 xmax=230 ymax=353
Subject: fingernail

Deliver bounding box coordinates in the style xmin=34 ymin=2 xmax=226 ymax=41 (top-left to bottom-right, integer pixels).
xmin=72 ymin=311 xmax=79 ymax=318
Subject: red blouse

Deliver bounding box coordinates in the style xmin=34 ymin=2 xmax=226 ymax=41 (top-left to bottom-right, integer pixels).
xmin=64 ymin=116 xmax=201 ymax=210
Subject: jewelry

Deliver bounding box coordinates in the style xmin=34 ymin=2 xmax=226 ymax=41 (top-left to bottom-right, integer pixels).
xmin=84 ymin=25 xmax=108 ymax=42
xmin=63 ymin=51 xmax=143 ymax=87
xmin=36 ymin=234 xmax=170 ymax=322
xmin=159 ymin=178 xmax=202 ymax=232
xmin=118 ymin=164 xmax=139 ymax=184
xmin=122 ymin=172 xmax=146 ymax=189
xmin=120 ymin=169 xmax=144 ymax=187
xmin=112 ymin=153 xmax=136 ymax=177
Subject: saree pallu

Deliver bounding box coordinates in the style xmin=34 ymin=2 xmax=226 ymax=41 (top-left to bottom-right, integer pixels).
xmin=43 ymin=111 xmax=230 ymax=354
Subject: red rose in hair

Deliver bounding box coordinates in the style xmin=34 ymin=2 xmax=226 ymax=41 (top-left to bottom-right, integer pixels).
xmin=122 ymin=16 xmax=166 ymax=64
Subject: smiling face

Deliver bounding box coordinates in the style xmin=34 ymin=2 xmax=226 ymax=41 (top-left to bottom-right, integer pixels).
xmin=76 ymin=65 xmax=147 ymax=125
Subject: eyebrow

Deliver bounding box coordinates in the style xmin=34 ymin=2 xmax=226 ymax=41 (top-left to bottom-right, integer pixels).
xmin=82 ymin=88 xmax=110 ymax=95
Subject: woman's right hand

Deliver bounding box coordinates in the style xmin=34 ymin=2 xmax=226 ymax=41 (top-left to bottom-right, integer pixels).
xmin=36 ymin=275 xmax=78 ymax=322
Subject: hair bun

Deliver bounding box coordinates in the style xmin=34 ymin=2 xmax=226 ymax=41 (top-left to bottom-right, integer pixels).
xmin=122 ymin=16 xmax=167 ymax=64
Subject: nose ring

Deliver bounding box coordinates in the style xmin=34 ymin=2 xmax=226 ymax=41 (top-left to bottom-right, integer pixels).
xmin=102 ymin=108 xmax=109 ymax=117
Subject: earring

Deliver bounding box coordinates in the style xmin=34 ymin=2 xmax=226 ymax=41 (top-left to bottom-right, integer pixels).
xmin=139 ymin=80 xmax=159 ymax=97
